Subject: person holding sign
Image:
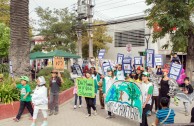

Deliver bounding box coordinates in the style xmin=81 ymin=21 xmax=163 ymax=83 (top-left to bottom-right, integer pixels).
xmin=140 ymin=72 xmax=153 ymax=126
xmin=134 ymin=66 xmax=143 ymax=83
xmin=103 ymin=68 xmax=118 ymax=119
xmin=49 ymin=69 xmax=63 ymax=116
xmin=84 ymin=71 xmax=97 ymax=118
xmin=114 ymin=64 xmax=125 ymax=81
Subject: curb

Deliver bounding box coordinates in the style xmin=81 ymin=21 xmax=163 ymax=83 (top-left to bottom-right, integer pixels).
xmin=0 ymin=87 xmax=74 ymax=120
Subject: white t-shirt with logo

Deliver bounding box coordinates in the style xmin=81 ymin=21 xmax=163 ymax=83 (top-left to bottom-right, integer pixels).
xmin=141 ymin=82 xmax=154 ymax=105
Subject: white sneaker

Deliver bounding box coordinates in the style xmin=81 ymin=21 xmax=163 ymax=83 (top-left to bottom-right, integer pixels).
xmin=94 ymin=110 xmax=97 ymax=116
xmin=106 ymin=115 xmax=111 ymax=119
xmin=41 ymin=121 xmax=48 ymax=126
xmin=79 ymin=105 xmax=82 ymax=108
xmin=86 ymin=114 xmax=91 ymax=118
xmin=31 ymin=123 xmax=36 ymax=126
xmin=74 ymin=105 xmax=77 ymax=109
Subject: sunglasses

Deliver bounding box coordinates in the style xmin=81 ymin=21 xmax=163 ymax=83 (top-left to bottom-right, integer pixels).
xmin=51 ymin=72 xmax=57 ymax=74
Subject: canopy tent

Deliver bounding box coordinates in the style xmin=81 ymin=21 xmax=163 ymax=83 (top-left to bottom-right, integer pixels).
xmin=30 ymin=51 xmax=45 ymax=60
xmin=30 ymin=50 xmax=80 ymax=59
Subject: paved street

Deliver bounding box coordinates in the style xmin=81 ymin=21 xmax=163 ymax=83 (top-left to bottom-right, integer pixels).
xmin=0 ymin=96 xmax=193 ymax=126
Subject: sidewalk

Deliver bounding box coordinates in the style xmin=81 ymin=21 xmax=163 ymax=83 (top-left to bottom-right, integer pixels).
xmin=0 ymin=97 xmax=192 ymax=126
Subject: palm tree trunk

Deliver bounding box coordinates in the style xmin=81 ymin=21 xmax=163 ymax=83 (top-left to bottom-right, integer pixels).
xmin=186 ymin=30 xmax=194 ymax=83
xmin=10 ymin=0 xmax=30 ymax=77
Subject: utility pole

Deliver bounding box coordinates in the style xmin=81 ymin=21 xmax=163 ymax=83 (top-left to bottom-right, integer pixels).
xmin=76 ymin=0 xmax=83 ymax=59
xmin=88 ymin=0 xmax=94 ymax=58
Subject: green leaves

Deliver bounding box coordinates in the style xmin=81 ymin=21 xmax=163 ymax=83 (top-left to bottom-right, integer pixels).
xmin=145 ymin=0 xmax=194 ymax=52
xmin=0 ymin=23 xmax=10 ymax=58
xmin=82 ymin=20 xmax=113 ymax=58
xmin=35 ymin=7 xmax=77 ymax=53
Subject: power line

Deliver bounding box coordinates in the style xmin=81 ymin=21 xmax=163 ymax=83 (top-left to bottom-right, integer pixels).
xmin=96 ymin=0 xmax=119 ymax=6
xmin=92 ymin=16 xmax=145 ymax=27
xmin=96 ymin=0 xmax=129 ymax=7
xmin=97 ymin=1 xmax=145 ymax=12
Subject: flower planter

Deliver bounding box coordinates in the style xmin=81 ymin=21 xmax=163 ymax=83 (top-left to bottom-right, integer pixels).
xmin=0 ymin=87 xmax=74 ymax=120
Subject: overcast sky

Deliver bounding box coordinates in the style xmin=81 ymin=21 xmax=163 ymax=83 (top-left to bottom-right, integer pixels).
xmin=29 ymin=0 xmax=148 ymax=33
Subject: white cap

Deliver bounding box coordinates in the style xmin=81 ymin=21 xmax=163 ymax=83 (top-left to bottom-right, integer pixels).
xmin=38 ymin=76 xmax=46 ymax=85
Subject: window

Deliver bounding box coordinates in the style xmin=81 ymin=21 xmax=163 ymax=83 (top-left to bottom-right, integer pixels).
xmin=115 ymin=29 xmax=145 ymax=47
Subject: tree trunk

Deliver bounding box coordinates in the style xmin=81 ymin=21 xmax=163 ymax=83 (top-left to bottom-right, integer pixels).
xmin=10 ymin=0 xmax=30 ymax=77
xmin=186 ymin=30 xmax=194 ymax=83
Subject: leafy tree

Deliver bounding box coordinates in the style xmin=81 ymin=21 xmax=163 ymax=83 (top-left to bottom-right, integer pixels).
xmin=82 ymin=21 xmax=112 ymax=58
xmin=0 ymin=23 xmax=10 ymax=58
xmin=31 ymin=44 xmax=43 ymax=53
xmin=35 ymin=7 xmax=77 ymax=53
xmin=145 ymin=0 xmax=194 ymax=80
xmin=0 ymin=0 xmax=10 ymax=26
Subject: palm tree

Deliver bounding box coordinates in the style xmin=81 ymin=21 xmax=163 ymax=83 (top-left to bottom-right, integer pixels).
xmin=9 ymin=0 xmax=30 ymax=77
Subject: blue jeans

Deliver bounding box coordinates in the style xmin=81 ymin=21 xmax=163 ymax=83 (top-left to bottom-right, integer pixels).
xmin=74 ymin=94 xmax=82 ymax=105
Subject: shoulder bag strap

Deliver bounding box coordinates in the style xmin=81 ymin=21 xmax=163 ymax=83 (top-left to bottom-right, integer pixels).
xmin=160 ymin=109 xmax=172 ymax=125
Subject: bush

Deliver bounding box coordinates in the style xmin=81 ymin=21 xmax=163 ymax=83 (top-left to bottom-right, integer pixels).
xmin=0 ymin=77 xmax=20 ymax=104
xmin=37 ymin=67 xmax=53 ymax=77
xmin=0 ymin=63 xmax=9 ymax=74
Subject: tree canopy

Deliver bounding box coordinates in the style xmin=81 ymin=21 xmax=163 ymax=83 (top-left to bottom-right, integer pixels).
xmin=82 ymin=21 xmax=112 ymax=58
xmin=0 ymin=23 xmax=10 ymax=58
xmin=145 ymin=0 xmax=194 ymax=52
xmin=35 ymin=7 xmax=77 ymax=53
xmin=0 ymin=0 xmax=10 ymax=26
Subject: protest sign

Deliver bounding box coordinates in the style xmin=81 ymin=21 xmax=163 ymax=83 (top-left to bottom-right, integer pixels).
xmin=123 ymin=57 xmax=132 ymax=74
xmin=146 ymin=49 xmax=155 ymax=68
xmin=134 ymin=57 xmax=143 ymax=69
xmin=76 ymin=78 xmax=95 ymax=98
xmin=169 ymin=63 xmax=182 ymax=80
xmin=53 ymin=57 xmax=65 ymax=72
xmin=98 ymin=49 xmax=106 ymax=59
xmin=73 ymin=64 xmax=83 ymax=76
xmin=117 ymin=53 xmax=124 ymax=65
xmin=105 ymin=80 xmax=143 ymax=123
xmin=155 ymin=54 xmax=163 ymax=66
xmin=102 ymin=62 xmax=111 ymax=75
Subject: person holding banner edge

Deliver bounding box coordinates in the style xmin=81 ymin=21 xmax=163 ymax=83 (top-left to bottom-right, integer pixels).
xmin=102 ymin=68 xmax=118 ymax=119
xmin=140 ymin=72 xmax=153 ymax=126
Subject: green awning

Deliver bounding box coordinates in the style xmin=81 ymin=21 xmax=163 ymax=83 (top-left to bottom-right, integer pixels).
xmin=30 ymin=51 xmax=45 ymax=59
xmin=36 ymin=50 xmax=81 ymax=59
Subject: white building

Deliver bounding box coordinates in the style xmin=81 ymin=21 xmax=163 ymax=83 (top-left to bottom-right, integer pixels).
xmin=104 ymin=15 xmax=186 ymax=67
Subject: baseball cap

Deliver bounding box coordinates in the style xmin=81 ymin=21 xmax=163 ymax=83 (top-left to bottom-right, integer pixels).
xmin=20 ymin=76 xmax=29 ymax=82
xmin=142 ymin=72 xmax=150 ymax=77
xmin=107 ymin=68 xmax=113 ymax=72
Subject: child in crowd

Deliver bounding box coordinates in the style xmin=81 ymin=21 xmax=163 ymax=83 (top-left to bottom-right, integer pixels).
xmin=49 ymin=69 xmax=63 ymax=116
xmin=152 ymin=97 xmax=175 ymax=126
xmin=85 ymin=71 xmax=97 ymax=117
xmin=103 ymin=68 xmax=117 ymax=119
xmin=125 ymin=73 xmax=133 ymax=82
xmin=13 ymin=76 xmax=33 ymax=122
xmin=180 ymin=77 xmax=193 ymax=116
xmin=31 ymin=76 xmax=48 ymax=126
xmin=140 ymin=72 xmax=153 ymax=126
xmin=73 ymin=79 xmax=82 ymax=109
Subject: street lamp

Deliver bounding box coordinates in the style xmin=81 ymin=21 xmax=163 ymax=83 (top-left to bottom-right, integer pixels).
xmin=144 ymin=34 xmax=151 ymax=49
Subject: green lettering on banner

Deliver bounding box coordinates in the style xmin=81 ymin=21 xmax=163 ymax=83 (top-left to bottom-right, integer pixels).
xmin=76 ymin=78 xmax=95 ymax=98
